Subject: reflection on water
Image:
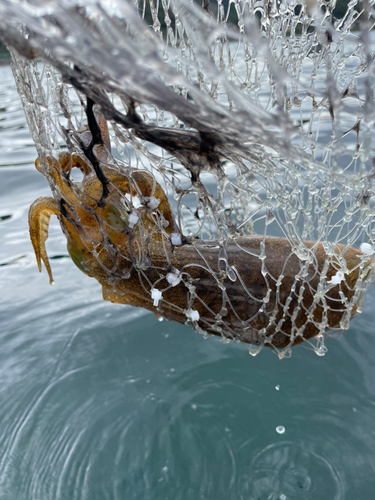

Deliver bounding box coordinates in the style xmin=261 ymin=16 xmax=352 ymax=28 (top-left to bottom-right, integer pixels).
xmin=1 ymin=63 xmax=375 ymax=499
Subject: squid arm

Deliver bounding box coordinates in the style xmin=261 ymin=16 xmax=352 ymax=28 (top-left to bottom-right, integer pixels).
xmin=59 ymin=156 xmax=177 ymax=232
xmin=105 ymin=169 xmax=177 ymax=233
xmin=28 ymin=197 xmax=60 ymax=285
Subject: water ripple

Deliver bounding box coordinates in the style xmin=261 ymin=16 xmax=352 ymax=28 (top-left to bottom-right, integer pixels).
xmin=247 ymin=441 xmax=345 ymax=500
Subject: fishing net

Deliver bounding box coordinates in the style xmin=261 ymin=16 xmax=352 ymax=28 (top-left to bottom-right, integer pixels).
xmin=1 ymin=0 xmax=375 ymax=357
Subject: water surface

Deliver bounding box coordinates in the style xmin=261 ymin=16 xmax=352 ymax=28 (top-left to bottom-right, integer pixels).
xmin=0 ymin=63 xmax=374 ymax=500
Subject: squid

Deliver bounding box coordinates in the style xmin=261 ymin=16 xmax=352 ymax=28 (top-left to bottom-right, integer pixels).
xmin=28 ymin=117 xmax=374 ymax=351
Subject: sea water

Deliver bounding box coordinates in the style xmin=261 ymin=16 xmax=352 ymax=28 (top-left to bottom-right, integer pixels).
xmin=0 ymin=61 xmax=375 ymax=499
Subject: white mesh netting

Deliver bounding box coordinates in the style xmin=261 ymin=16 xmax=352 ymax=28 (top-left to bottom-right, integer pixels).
xmin=1 ymin=0 xmax=375 ymax=357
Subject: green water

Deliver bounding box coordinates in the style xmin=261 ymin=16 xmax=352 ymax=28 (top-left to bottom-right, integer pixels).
xmin=0 ymin=63 xmax=374 ymax=499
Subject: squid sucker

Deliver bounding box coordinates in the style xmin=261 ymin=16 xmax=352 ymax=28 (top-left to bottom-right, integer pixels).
xmin=28 ymin=119 xmax=374 ymax=351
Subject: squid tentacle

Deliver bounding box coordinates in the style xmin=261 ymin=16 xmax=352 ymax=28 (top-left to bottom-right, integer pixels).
xmin=28 ymin=197 xmax=60 ymax=285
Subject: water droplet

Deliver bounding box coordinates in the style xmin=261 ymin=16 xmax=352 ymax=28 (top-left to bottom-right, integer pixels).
xmin=314 ymin=345 xmax=328 ymax=357
xmin=249 ymin=345 xmax=262 ymax=356
xmin=276 ymin=426 xmax=285 ymax=434
xmin=266 ymin=211 xmax=275 ymax=225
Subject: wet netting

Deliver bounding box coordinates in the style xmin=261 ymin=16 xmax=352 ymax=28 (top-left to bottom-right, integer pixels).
xmin=1 ymin=0 xmax=375 ymax=357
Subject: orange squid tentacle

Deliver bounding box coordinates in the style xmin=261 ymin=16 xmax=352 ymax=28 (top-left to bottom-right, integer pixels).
xmin=28 ymin=197 xmax=60 ymax=285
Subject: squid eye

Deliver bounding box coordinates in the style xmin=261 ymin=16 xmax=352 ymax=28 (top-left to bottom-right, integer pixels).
xmin=67 ymin=242 xmax=91 ymax=275
xmin=105 ymin=203 xmax=129 ymax=229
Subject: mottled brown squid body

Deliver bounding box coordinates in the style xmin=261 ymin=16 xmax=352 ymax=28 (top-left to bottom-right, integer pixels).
xmin=101 ymin=236 xmax=371 ymax=349
xmin=29 ymin=181 xmax=372 ymax=349
xmin=28 ymin=117 xmax=373 ymax=351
